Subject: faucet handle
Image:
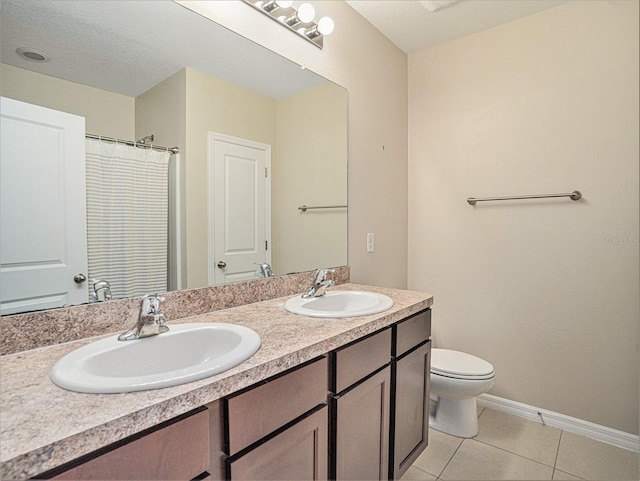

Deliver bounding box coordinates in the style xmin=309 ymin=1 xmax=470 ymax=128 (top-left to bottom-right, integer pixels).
xmin=140 ymin=293 xmax=165 ymax=314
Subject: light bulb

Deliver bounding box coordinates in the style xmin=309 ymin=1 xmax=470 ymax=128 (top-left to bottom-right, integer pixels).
xmin=275 ymin=0 xmax=293 ymax=7
xmin=317 ymin=16 xmax=334 ymax=35
xmin=297 ymin=3 xmax=315 ymax=23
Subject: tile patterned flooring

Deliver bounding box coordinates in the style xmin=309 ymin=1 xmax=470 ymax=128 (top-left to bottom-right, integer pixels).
xmin=402 ymin=407 xmax=639 ymax=480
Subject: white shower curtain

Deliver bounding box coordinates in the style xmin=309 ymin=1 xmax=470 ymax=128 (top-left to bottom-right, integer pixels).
xmin=85 ymin=138 xmax=170 ymax=299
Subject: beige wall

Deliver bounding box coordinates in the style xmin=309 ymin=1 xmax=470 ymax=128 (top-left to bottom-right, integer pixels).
xmin=185 ymin=67 xmax=277 ymax=288
xmin=135 ymin=69 xmax=186 ymax=154
xmin=408 ymin=0 xmax=639 ymax=434
xmin=274 ymin=83 xmax=348 ymax=275
xmin=178 ymin=0 xmax=409 ymax=289
xmin=1 ymin=63 xmax=134 ymax=139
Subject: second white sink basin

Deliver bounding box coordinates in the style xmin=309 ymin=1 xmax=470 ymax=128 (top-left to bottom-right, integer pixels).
xmin=50 ymin=323 xmax=261 ymax=393
xmin=284 ymin=290 xmax=394 ymax=318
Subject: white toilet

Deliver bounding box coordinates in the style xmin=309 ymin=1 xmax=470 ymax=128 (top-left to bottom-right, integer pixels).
xmin=429 ymin=348 xmax=495 ymax=438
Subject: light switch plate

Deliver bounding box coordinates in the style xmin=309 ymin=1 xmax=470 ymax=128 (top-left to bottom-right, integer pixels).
xmin=366 ymin=233 xmax=374 ymax=253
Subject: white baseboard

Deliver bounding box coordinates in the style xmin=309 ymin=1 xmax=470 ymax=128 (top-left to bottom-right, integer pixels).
xmin=477 ymin=393 xmax=639 ymax=453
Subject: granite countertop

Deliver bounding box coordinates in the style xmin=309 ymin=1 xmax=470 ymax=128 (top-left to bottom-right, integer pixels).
xmin=0 ymin=284 xmax=433 ymax=480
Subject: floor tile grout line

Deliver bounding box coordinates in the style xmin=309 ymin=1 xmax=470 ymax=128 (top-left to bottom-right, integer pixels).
xmin=436 ymin=437 xmax=466 ymax=478
xmin=410 ymin=463 xmax=437 ymax=478
xmin=426 ymin=411 xmax=483 ymax=479
xmin=553 ymin=429 xmax=563 ymax=471
xmin=470 ymin=436 xmax=559 ymax=470
xmin=472 ymin=408 xmax=565 ymax=469
xmin=420 ymin=408 xmax=635 ymax=481
xmin=550 ymin=430 xmax=588 ymax=481
xmin=439 ymin=435 xmax=587 ymax=481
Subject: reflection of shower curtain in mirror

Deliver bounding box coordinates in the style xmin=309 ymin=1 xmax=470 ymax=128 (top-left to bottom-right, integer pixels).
xmin=85 ymin=138 xmax=170 ymax=299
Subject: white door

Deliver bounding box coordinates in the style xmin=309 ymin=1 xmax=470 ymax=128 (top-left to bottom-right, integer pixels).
xmin=1 ymin=97 xmax=88 ymax=315
xmin=208 ymin=133 xmax=271 ymax=285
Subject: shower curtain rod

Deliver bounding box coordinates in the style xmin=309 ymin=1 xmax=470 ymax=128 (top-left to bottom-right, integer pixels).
xmin=86 ymin=133 xmax=179 ymax=154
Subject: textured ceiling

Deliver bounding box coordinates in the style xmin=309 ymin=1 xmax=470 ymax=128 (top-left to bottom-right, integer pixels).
xmin=1 ymin=0 xmax=327 ymax=99
xmin=345 ymin=0 xmax=569 ymax=53
xmin=1 ymin=0 xmax=571 ymax=99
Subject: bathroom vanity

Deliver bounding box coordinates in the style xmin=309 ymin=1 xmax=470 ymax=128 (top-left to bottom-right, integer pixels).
xmin=0 ymin=284 xmax=433 ymax=480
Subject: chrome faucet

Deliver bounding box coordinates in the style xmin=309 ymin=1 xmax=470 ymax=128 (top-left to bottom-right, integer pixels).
xmin=255 ymin=263 xmax=273 ymax=278
xmin=302 ymin=268 xmax=336 ymax=298
xmin=118 ymin=294 xmax=169 ymax=341
xmin=89 ymin=279 xmax=112 ymax=303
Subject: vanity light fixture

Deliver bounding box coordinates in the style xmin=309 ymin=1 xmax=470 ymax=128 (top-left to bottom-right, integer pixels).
xmin=242 ymin=0 xmax=334 ymax=49
xmin=259 ymin=0 xmax=292 ymax=12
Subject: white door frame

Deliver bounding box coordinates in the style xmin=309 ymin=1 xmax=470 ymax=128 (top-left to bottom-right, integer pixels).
xmin=207 ymin=132 xmax=272 ymax=285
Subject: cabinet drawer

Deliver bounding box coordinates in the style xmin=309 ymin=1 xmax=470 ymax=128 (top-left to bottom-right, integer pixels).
xmin=227 ymin=356 xmax=328 ymax=454
xmin=334 ymin=328 xmax=391 ymax=393
xmin=395 ymin=309 xmax=431 ymax=357
xmin=52 ymin=408 xmax=210 ymax=480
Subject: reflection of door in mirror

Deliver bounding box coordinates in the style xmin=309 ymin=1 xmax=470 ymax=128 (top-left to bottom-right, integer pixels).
xmin=1 ymin=0 xmax=348 ymax=312
xmin=0 ymin=97 xmax=89 ymax=315
xmin=208 ymin=133 xmax=271 ymax=285
xmin=0 ymin=97 xmax=182 ymax=315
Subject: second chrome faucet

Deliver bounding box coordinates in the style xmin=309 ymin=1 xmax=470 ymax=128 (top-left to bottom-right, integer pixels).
xmin=302 ymin=268 xmax=336 ymax=298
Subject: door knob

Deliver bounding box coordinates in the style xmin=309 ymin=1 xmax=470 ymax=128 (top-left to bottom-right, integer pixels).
xmin=73 ymin=273 xmax=87 ymax=284
xmin=217 ymin=261 xmax=227 ymax=269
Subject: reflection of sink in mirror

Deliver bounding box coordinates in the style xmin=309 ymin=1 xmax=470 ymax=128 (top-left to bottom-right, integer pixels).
xmin=284 ymin=291 xmax=394 ymax=318
xmin=49 ymin=323 xmax=261 ymax=394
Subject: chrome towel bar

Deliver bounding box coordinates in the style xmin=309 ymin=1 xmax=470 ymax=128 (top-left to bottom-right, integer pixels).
xmin=467 ymin=190 xmax=582 ymax=205
xmin=298 ymin=204 xmax=348 ymax=212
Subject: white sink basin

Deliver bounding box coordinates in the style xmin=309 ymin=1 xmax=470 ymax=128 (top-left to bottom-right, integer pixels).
xmin=284 ymin=290 xmax=394 ymax=318
xmin=49 ymin=323 xmax=261 ymax=393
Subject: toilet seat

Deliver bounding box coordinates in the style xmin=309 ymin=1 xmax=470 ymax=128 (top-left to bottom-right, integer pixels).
xmin=431 ymin=348 xmax=495 ymax=380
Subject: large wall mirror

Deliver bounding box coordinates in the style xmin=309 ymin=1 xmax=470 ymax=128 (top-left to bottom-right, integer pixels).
xmin=0 ymin=0 xmax=348 ymax=315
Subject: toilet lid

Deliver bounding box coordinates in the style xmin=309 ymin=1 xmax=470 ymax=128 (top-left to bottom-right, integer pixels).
xmin=431 ymin=348 xmax=495 ymax=380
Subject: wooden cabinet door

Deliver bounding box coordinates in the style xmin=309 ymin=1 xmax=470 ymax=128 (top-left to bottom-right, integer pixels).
xmin=392 ymin=341 xmax=431 ymax=480
xmin=228 ymin=407 xmax=328 ymax=480
xmin=333 ymin=367 xmax=391 ymax=481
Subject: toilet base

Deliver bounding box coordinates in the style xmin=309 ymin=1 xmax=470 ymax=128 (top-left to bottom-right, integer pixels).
xmin=429 ymin=396 xmax=479 ymax=438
